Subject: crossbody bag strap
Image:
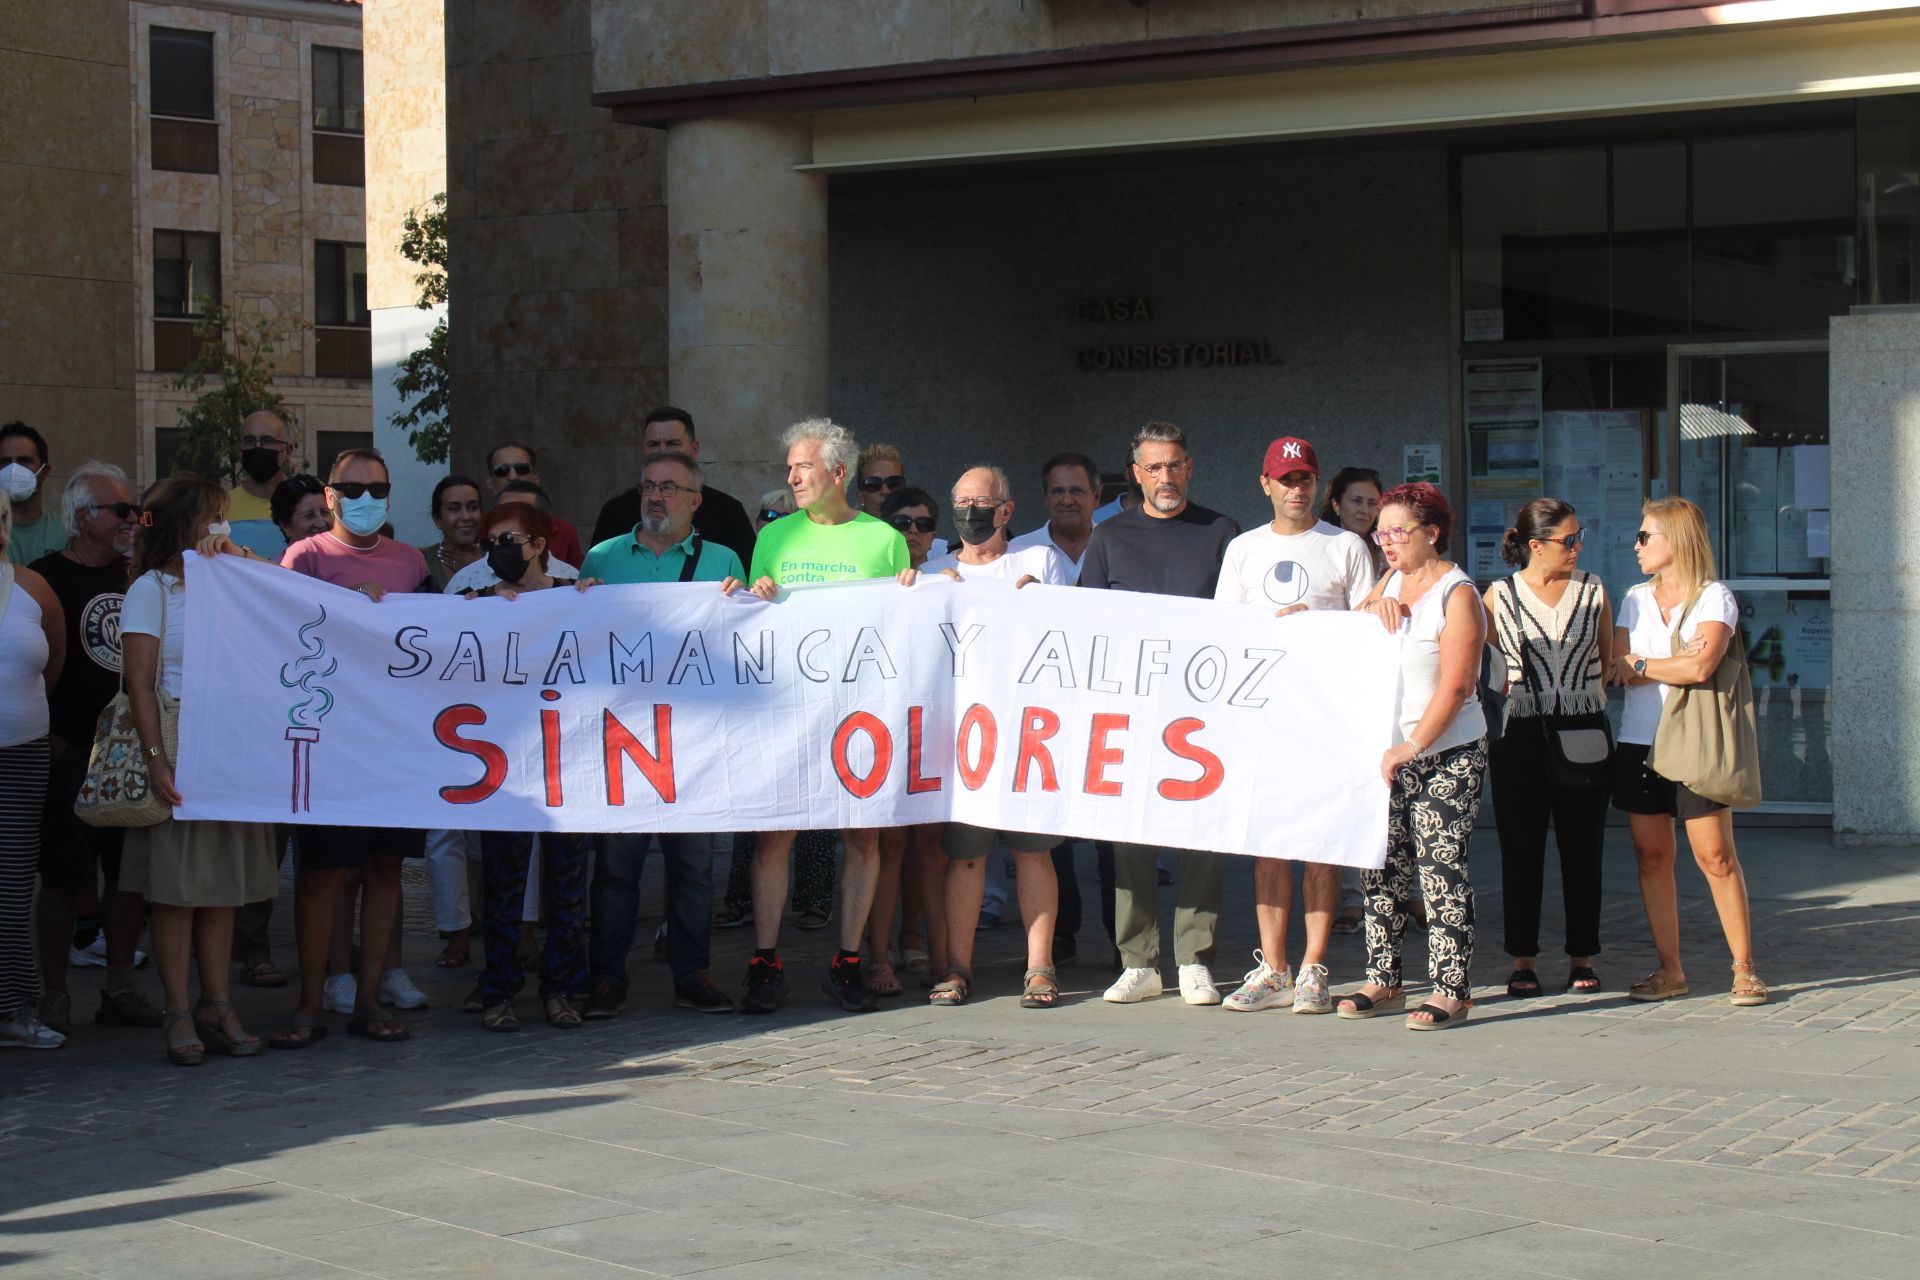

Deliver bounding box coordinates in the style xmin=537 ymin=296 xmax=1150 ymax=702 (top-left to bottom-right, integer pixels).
xmin=677 ymin=537 xmax=704 ymax=584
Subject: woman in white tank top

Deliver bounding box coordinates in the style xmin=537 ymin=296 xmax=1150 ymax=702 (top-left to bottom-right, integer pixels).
xmin=1336 ymin=483 xmax=1487 ymax=1030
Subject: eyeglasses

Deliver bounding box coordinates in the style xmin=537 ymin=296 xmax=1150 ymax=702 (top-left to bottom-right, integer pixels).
xmin=1138 ymin=460 xmax=1191 ymax=478
xmin=478 ymin=533 xmax=533 ymax=551
xmin=638 ymin=480 xmax=692 ymax=497
xmin=859 ymin=474 xmax=906 ymax=492
xmin=327 ymin=481 xmax=392 ymax=500
xmin=1634 ymin=529 xmax=1665 ymax=547
xmin=238 ymin=435 xmax=286 ymax=450
xmin=1537 ymin=528 xmax=1586 ymax=551
xmin=953 ymin=497 xmax=1005 ymax=510
xmin=758 ymin=509 xmax=787 ymax=523
xmin=889 ymin=515 xmax=938 ymax=534
xmin=85 ymin=502 xmax=140 ymax=520
xmin=490 ymin=462 xmax=534 ymax=478
xmin=1371 ymin=523 xmax=1426 ymax=546
xmin=1046 ymin=485 xmax=1091 ymax=499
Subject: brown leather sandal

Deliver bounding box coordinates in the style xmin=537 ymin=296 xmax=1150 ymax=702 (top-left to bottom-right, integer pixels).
xmin=1730 ymin=964 xmax=1769 ymax=1007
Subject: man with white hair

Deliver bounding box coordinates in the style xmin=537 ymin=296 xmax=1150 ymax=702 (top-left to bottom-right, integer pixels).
xmin=28 ymin=463 xmax=159 ymax=1037
xmin=721 ymin=418 xmax=911 ymax=1014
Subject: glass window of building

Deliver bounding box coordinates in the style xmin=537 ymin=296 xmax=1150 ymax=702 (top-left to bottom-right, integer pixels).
xmin=152 ymin=230 xmax=220 ymax=372
xmin=312 ymin=45 xmax=365 ymax=187
xmin=150 ymin=27 xmax=217 ymax=173
xmin=315 ymin=241 xmax=371 ymax=378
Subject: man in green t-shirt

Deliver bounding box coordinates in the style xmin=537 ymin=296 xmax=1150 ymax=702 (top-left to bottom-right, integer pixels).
xmin=721 ymin=417 xmax=912 ymax=1016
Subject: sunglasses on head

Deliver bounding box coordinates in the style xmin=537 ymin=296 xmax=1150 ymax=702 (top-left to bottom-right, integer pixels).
xmin=491 ymin=462 xmax=534 ymax=478
xmin=860 ymin=474 xmax=907 ymax=492
xmin=328 ymin=481 xmax=392 ymax=500
xmin=889 ymin=515 xmax=938 ymax=534
xmin=86 ymin=502 xmax=141 ymax=520
xmin=758 ymin=508 xmax=787 ymax=523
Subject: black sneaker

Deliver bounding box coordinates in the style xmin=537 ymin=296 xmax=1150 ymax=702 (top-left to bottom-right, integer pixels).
xmin=822 ymin=958 xmax=879 ymax=1013
xmin=741 ymin=957 xmax=786 ymax=1015
xmin=583 ymin=980 xmax=626 ymax=1020
xmin=674 ymin=971 xmax=735 ymax=1014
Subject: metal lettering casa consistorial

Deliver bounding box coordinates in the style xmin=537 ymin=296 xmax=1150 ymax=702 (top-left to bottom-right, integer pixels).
xmin=1072 ymin=296 xmax=1280 ymax=371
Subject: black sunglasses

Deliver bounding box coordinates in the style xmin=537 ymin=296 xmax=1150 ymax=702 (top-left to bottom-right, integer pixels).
xmin=86 ymin=502 xmax=141 ymax=520
xmin=478 ymin=532 xmax=534 ymax=551
xmin=1635 ymin=529 xmax=1661 ymax=546
xmin=758 ymin=508 xmax=787 ymax=523
xmin=491 ymin=462 xmax=534 ymax=478
xmin=1536 ymin=528 xmax=1585 ymax=551
xmin=860 ymin=475 xmax=907 ymax=492
xmin=889 ymin=515 xmax=938 ymax=534
xmin=328 ymin=481 xmax=392 ymax=500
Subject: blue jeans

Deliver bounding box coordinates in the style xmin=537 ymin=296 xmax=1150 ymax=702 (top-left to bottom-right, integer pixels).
xmin=590 ymin=833 xmax=714 ymax=991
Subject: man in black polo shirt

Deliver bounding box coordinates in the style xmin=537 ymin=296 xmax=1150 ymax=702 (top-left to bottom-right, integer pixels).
xmin=1078 ymin=421 xmax=1240 ymax=1008
xmin=590 ymin=407 xmax=756 ymax=571
xmin=30 ymin=462 xmax=160 ymax=1036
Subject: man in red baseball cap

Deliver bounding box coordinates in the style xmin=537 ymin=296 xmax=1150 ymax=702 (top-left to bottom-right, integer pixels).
xmin=1213 ymin=434 xmax=1377 ymax=1015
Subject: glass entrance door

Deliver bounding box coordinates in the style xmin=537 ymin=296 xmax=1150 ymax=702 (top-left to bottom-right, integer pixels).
xmin=1666 ymin=343 xmax=1832 ymax=810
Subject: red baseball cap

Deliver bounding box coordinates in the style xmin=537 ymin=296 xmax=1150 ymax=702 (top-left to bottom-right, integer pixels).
xmin=1262 ymin=436 xmax=1319 ymax=479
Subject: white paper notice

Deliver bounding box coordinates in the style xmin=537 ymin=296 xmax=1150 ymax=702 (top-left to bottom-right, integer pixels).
xmin=1806 ymin=509 xmax=1831 ymax=560
xmin=1793 ymin=445 xmax=1831 ymax=511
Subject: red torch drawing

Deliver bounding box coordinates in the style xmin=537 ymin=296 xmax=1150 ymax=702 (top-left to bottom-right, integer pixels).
xmin=278 ymin=608 xmax=336 ymax=815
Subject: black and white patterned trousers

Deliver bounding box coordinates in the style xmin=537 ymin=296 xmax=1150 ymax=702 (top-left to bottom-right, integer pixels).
xmin=0 ymin=738 xmax=50 ymax=1019
xmin=1361 ymin=739 xmax=1486 ymax=1002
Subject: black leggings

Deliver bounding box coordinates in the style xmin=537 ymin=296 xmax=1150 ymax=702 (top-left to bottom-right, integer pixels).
xmin=1490 ymin=716 xmax=1608 ymax=959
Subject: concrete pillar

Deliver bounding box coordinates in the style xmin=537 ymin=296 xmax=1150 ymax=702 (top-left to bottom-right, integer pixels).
xmin=1829 ymin=305 xmax=1920 ymax=844
xmin=666 ymin=114 xmax=827 ymax=507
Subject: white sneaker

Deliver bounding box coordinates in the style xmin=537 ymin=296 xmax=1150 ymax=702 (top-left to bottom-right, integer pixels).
xmin=68 ymin=936 xmax=149 ymax=969
xmin=1222 ymin=951 xmax=1293 ymax=1012
xmin=1103 ymin=967 xmax=1163 ymax=1003
xmin=379 ymin=968 xmax=429 ymax=1010
xmin=322 ymin=972 xmax=357 ymax=1013
xmin=1292 ymin=962 xmax=1333 ymax=1014
xmin=0 ymin=1011 xmax=67 ymax=1050
xmin=1178 ymin=963 xmax=1222 ymax=1006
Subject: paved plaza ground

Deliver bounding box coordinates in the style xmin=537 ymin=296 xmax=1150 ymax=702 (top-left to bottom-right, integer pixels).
xmin=3 ymin=826 xmax=1918 ymax=1279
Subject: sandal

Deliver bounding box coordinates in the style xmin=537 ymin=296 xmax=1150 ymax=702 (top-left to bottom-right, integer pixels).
xmin=1335 ymin=987 xmax=1404 ymax=1020
xmin=1407 ymin=1000 xmax=1472 ymax=1030
xmin=193 ymin=1000 xmax=263 ymax=1057
xmin=1566 ymin=966 xmax=1601 ymax=994
xmin=462 ymin=983 xmax=486 ymax=1014
xmin=1331 ymin=905 xmax=1363 ymax=935
xmin=544 ymin=995 xmax=583 ymax=1029
xmin=928 ymin=967 xmax=972 ymax=1006
xmin=715 ymin=904 xmax=753 ymax=929
xmin=1628 ymin=970 xmax=1690 ymax=1002
xmin=1020 ymin=967 xmax=1059 ymax=1010
xmin=238 ymin=958 xmax=288 ymax=988
xmin=1505 ymin=968 xmax=1542 ymax=999
xmin=161 ymin=1010 xmax=204 ymax=1066
xmin=435 ymin=931 xmax=470 ymax=968
xmin=867 ymin=963 xmax=903 ymax=998
xmin=268 ymin=1012 xmax=328 ymax=1050
xmin=795 ymin=906 xmax=832 ymax=932
xmin=345 ymin=1014 xmax=412 ymax=1042
xmin=482 ymin=1002 xmax=518 ymax=1032
xmin=899 ymin=948 xmax=931 ymax=976
xmin=1730 ymin=964 xmax=1769 ymax=1007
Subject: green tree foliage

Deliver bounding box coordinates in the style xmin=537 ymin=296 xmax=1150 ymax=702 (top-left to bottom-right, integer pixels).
xmin=392 ymin=192 xmax=450 ymax=464
xmin=168 ymin=303 xmax=303 ymax=483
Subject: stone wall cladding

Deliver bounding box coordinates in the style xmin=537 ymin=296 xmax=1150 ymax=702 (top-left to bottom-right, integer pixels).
xmin=447 ymin=0 xmax=668 ymax=524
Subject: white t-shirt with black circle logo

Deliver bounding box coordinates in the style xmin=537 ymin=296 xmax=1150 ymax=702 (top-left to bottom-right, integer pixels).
xmin=1212 ymin=520 xmax=1375 ymax=613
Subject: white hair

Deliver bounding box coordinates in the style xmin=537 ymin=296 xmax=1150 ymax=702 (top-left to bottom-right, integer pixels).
xmin=951 ymin=464 xmax=1011 ymax=505
xmin=781 ymin=417 xmax=860 ymax=491
xmin=61 ymin=461 xmax=130 ymax=538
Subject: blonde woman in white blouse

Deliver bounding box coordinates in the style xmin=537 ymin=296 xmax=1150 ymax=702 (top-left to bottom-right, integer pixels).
xmin=1609 ymin=497 xmax=1765 ymax=1007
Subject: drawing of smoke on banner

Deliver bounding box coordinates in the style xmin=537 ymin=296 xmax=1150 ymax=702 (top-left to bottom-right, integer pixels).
xmin=279 ymin=607 xmax=337 ymax=813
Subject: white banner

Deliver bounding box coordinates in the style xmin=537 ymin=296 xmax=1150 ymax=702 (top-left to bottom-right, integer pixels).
xmin=175 ymin=554 xmax=1399 ymax=866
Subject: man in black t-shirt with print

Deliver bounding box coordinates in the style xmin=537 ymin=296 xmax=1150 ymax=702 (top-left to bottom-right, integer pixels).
xmin=29 ymin=462 xmax=160 ymax=1037
xmin=1079 ymin=421 xmax=1240 ymax=1009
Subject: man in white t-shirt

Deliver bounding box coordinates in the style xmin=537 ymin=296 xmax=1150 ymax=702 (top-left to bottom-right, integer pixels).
xmin=1008 ymin=451 xmax=1098 ymax=579
xmin=1213 ymin=436 xmax=1374 ymax=1016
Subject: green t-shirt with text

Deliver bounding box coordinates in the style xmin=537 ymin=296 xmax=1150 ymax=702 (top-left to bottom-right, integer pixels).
xmin=748 ymin=510 xmax=909 ymax=586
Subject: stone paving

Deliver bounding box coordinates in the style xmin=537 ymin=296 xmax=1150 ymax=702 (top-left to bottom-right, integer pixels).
xmin=2 ymin=827 xmax=1917 ymax=1279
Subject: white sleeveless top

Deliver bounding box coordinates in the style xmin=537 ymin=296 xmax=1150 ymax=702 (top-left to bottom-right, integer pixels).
xmin=1488 ymin=569 xmax=1609 ymax=719
xmin=0 ymin=569 xmax=51 ymax=747
xmin=1384 ymin=566 xmax=1486 ymax=757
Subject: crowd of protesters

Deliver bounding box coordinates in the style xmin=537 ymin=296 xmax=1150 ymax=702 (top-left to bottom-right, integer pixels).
xmin=0 ymin=407 xmax=1767 ymax=1059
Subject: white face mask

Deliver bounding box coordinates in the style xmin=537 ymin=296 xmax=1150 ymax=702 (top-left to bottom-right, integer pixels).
xmin=0 ymin=461 xmax=43 ymax=503
xmin=206 ymin=521 xmax=232 ymax=538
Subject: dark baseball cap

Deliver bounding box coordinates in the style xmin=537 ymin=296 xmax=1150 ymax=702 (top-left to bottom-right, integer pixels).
xmin=1262 ymin=437 xmax=1319 ymax=479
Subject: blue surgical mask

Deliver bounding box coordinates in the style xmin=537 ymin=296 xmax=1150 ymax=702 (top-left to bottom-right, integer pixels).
xmin=339 ymin=493 xmax=388 ymax=536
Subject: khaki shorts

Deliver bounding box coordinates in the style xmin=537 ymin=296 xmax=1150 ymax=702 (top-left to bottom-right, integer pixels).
xmin=942 ymin=822 xmax=1058 ymax=861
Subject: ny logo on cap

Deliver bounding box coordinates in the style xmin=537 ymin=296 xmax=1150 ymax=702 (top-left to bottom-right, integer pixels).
xmin=1282 ymin=441 xmax=1303 ymax=459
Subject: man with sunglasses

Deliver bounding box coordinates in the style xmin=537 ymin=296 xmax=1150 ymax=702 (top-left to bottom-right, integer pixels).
xmin=855 ymin=443 xmax=907 ymax=517
xmin=30 ymin=463 xmax=160 ymax=1038
xmin=589 ymin=408 xmax=757 ymax=571
xmin=1080 ymin=421 xmax=1241 ymax=1007
xmin=274 ymin=449 xmax=430 ymax=1047
xmin=484 ymin=441 xmax=584 ymax=568
xmin=2 ymin=422 xmax=62 ymax=567
xmin=1212 ymin=436 xmax=1375 ymax=1016
xmin=577 ymin=451 xmax=744 ymax=1019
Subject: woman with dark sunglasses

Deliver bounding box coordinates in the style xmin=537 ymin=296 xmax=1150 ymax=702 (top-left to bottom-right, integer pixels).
xmin=1484 ymin=498 xmax=1614 ymax=1000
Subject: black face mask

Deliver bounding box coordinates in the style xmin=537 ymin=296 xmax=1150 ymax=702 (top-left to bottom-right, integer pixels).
xmin=487 ymin=544 xmax=532 ymax=584
xmin=240 ymin=447 xmax=283 ymax=483
xmin=952 ymin=505 xmax=1001 ymax=546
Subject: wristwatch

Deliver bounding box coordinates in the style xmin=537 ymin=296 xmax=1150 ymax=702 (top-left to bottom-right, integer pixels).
xmin=1632 ymin=658 xmax=1648 ymax=676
